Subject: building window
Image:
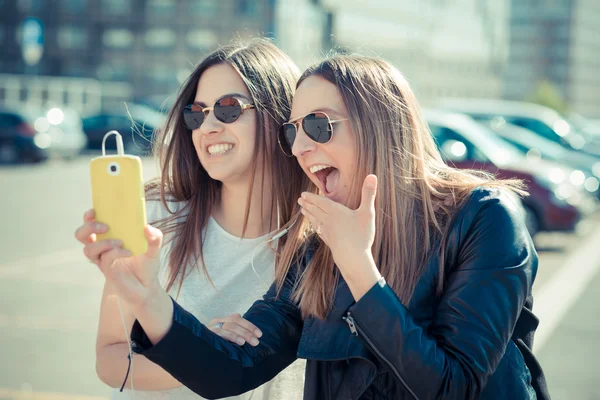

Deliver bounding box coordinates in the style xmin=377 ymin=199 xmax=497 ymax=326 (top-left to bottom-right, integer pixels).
xmin=61 ymin=0 xmax=87 ymax=14
xmin=238 ymin=0 xmax=259 ymax=16
xmin=190 ymin=0 xmax=218 ymax=17
xmin=102 ymin=0 xmax=131 ymax=15
xmin=144 ymin=29 xmax=176 ymax=49
xmin=103 ymin=29 xmax=134 ymax=48
xmin=57 ymin=26 xmax=88 ymax=49
xmin=97 ymin=62 xmax=131 ymax=81
xmin=64 ymin=62 xmax=87 ymax=77
xmin=18 ymin=0 xmax=43 ymax=12
xmin=186 ymin=29 xmax=218 ymax=50
xmin=147 ymin=0 xmax=176 ymax=19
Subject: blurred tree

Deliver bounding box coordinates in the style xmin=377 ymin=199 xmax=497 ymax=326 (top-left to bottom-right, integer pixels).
xmin=527 ymin=80 xmax=569 ymax=114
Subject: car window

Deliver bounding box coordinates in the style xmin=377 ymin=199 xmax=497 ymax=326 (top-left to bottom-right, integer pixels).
xmin=507 ymin=117 xmax=560 ymax=144
xmin=106 ymin=116 xmax=133 ymax=127
xmin=0 ymin=113 xmax=23 ymax=128
xmin=83 ymin=115 xmax=108 ymax=130
xmin=429 ymin=124 xmax=489 ymax=163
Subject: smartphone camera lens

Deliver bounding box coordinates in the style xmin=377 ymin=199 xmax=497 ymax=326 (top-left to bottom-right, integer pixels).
xmin=107 ymin=162 xmax=120 ymax=176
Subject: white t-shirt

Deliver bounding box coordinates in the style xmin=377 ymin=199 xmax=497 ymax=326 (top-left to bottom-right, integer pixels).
xmin=112 ymin=200 xmax=305 ymax=400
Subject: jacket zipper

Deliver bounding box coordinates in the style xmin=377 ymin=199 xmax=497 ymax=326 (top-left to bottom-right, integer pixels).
xmin=344 ymin=313 xmax=420 ymax=400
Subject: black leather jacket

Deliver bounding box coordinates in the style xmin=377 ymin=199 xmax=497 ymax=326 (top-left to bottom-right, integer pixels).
xmin=131 ymin=187 xmax=549 ymax=399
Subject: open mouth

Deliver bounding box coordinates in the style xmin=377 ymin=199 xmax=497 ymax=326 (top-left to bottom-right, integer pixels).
xmin=309 ymin=164 xmax=340 ymax=194
xmin=207 ymin=143 xmax=234 ymax=156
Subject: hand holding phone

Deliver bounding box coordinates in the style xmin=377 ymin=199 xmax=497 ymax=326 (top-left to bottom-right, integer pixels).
xmin=89 ymin=131 xmax=148 ymax=256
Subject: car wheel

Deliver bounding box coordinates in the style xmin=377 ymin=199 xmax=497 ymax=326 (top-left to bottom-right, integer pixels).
xmin=0 ymin=144 xmax=19 ymax=164
xmin=523 ymin=205 xmax=540 ymax=237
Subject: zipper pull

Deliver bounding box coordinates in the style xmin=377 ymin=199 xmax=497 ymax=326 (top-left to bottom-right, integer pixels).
xmin=343 ymin=313 xmax=358 ymax=336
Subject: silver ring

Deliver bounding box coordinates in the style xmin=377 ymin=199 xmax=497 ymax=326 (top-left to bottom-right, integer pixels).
xmin=213 ymin=321 xmax=224 ymax=330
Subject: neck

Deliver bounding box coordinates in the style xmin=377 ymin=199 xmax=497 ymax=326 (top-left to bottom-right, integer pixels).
xmin=212 ymin=176 xmax=275 ymax=239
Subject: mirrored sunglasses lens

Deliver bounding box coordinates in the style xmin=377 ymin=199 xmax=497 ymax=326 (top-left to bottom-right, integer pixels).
xmin=303 ymin=112 xmax=332 ymax=143
xmin=183 ymin=106 xmax=205 ymax=130
xmin=215 ymin=97 xmax=242 ymax=123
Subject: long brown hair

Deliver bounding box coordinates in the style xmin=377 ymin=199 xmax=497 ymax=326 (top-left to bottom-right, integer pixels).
xmin=276 ymin=55 xmax=526 ymax=319
xmin=146 ymin=39 xmax=307 ymax=294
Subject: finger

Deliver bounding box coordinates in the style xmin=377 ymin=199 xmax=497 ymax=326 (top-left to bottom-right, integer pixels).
xmin=83 ymin=209 xmax=96 ymax=223
xmin=300 ymin=192 xmax=333 ymax=214
xmin=75 ymin=221 xmax=109 ymax=244
xmin=300 ymin=207 xmax=322 ymax=236
xmin=210 ymin=326 xmax=247 ymax=346
xmin=226 ymin=314 xmax=262 ymax=337
xmin=220 ymin=322 xmax=260 ymax=346
xmin=144 ymin=225 xmax=163 ymax=259
xmin=98 ymin=247 xmax=132 ymax=275
xmin=359 ymin=174 xmax=377 ymax=213
xmin=298 ymin=197 xmax=328 ymax=222
xmin=83 ymin=239 xmax=123 ymax=264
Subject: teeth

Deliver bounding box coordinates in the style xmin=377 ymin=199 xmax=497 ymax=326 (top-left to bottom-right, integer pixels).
xmin=309 ymin=164 xmax=332 ymax=174
xmin=208 ymin=143 xmax=233 ymax=155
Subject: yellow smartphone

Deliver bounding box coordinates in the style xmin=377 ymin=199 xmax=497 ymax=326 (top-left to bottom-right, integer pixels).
xmin=90 ymin=154 xmax=148 ymax=256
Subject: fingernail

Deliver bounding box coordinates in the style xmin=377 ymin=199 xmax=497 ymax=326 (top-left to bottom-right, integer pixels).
xmin=297 ymin=198 xmax=302 ymax=205
xmin=255 ymin=329 xmax=262 ymax=337
xmin=96 ymin=223 xmax=107 ymax=232
xmin=301 ymin=192 xmax=307 ymax=199
xmin=122 ymin=249 xmax=132 ymax=256
xmin=111 ymin=239 xmax=122 ymax=247
xmin=237 ymin=338 xmax=245 ymax=346
xmin=251 ymin=338 xmax=259 ymax=346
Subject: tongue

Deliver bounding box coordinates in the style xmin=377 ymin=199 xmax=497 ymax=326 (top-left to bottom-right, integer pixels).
xmin=325 ymin=168 xmax=340 ymax=193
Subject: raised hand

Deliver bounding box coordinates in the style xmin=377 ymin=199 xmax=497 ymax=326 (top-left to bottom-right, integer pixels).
xmin=298 ymin=175 xmax=382 ymax=300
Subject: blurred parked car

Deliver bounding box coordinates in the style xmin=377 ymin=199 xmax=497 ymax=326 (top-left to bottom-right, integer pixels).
xmin=483 ymin=117 xmax=600 ymax=198
xmin=82 ymin=103 xmax=166 ymax=155
xmin=37 ymin=105 xmax=87 ymax=160
xmin=567 ymin=113 xmax=600 ymax=143
xmin=0 ymin=105 xmax=87 ymax=163
xmin=438 ymin=98 xmax=600 ymax=158
xmin=0 ymin=107 xmax=48 ymax=164
xmin=424 ymin=109 xmax=595 ymax=236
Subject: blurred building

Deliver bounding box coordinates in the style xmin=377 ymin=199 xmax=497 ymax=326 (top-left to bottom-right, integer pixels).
xmin=504 ymin=0 xmax=600 ymax=117
xmin=274 ymin=0 xmax=332 ymax=71
xmin=317 ymin=0 xmax=510 ymax=105
xmin=0 ymin=0 xmax=278 ymax=113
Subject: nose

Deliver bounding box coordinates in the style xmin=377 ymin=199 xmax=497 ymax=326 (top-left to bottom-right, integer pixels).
xmin=291 ymin=124 xmax=316 ymax=158
xmin=197 ymin=109 xmax=224 ymax=137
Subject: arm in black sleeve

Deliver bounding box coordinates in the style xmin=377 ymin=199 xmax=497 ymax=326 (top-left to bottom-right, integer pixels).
xmin=130 ymin=268 xmax=303 ymax=399
xmin=347 ymin=189 xmax=537 ymax=399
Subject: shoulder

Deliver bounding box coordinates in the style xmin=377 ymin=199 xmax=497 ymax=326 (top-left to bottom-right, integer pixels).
xmin=444 ymin=186 xmax=535 ymax=272
xmin=452 ymin=186 xmax=526 ymax=236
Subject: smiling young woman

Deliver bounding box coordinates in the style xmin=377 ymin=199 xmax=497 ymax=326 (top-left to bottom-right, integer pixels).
xmin=74 ymin=39 xmax=307 ymax=399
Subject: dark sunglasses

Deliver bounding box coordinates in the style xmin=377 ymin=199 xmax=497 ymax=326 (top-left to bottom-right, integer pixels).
xmin=278 ymin=112 xmax=348 ymax=157
xmin=182 ymin=96 xmax=255 ymax=131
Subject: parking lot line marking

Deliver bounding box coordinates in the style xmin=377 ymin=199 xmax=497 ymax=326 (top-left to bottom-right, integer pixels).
xmin=532 ymin=224 xmax=600 ymax=354
xmin=0 ymin=248 xmax=83 ymax=278
xmin=0 ymin=388 xmax=108 ymax=400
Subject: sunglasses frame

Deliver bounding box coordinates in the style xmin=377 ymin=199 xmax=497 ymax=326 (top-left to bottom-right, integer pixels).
xmin=278 ymin=111 xmax=348 ymax=157
xmin=183 ymin=97 xmax=255 ymax=131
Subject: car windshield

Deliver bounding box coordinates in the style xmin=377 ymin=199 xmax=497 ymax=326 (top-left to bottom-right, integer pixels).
xmin=489 ymin=121 xmax=568 ymax=160
xmin=459 ymin=118 xmax=523 ymax=166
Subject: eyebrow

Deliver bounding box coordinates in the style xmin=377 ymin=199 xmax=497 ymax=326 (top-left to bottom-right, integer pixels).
xmin=194 ymin=93 xmax=252 ymax=107
xmin=288 ymin=107 xmax=343 ymax=123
